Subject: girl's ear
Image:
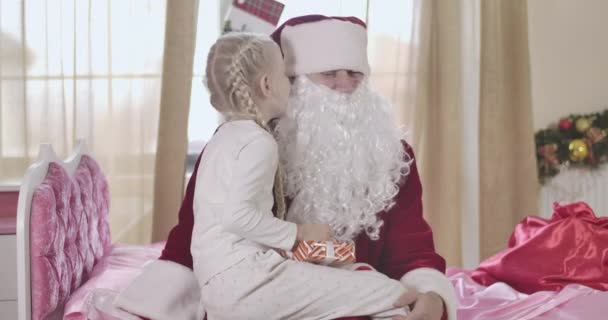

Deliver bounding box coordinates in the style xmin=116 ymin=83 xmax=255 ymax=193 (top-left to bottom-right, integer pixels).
xmin=258 ymin=73 xmax=272 ymax=98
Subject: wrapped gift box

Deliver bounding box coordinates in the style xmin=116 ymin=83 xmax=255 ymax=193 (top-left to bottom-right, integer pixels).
xmin=282 ymin=240 xmax=356 ymax=266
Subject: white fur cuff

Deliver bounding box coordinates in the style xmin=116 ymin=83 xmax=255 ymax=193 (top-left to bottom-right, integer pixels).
xmin=400 ymin=268 xmax=458 ymax=320
xmin=113 ymin=260 xmax=203 ymax=320
xmin=280 ymin=19 xmax=370 ymax=76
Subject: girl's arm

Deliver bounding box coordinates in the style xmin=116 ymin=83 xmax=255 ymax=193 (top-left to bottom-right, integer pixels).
xmin=222 ymin=135 xmax=297 ymax=251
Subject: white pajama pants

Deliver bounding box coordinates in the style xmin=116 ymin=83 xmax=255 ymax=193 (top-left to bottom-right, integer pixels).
xmin=200 ymin=250 xmax=409 ymax=320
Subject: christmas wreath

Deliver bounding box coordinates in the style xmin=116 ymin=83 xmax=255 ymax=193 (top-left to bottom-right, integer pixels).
xmin=536 ymin=109 xmax=608 ymax=182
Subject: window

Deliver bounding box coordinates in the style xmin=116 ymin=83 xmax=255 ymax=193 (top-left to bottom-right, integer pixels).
xmin=187 ymin=1 xmax=221 ymax=152
xmin=0 ymin=0 xmax=165 ymax=178
xmin=0 ymin=0 xmax=168 ymax=243
xmin=186 ymin=0 xmax=416 ymax=157
xmin=186 ymin=0 xmax=367 ymax=155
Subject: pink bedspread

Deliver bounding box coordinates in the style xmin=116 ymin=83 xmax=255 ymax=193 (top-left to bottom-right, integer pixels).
xmin=64 ymin=243 xmax=164 ymax=320
xmin=62 ymin=243 xmax=607 ymax=319
xmin=448 ymin=268 xmax=608 ymax=320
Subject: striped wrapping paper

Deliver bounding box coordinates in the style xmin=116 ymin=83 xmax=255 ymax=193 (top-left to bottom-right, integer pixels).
xmin=281 ymin=240 xmax=356 ymax=266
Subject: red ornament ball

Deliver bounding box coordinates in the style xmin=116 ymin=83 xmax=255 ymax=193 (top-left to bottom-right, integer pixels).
xmin=558 ymin=118 xmax=572 ymax=131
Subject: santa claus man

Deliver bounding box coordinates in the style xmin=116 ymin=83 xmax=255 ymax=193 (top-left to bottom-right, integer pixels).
xmin=116 ymin=15 xmax=456 ymax=320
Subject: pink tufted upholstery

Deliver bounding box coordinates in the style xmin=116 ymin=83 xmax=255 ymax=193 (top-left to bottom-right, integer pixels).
xmin=29 ymin=155 xmax=112 ymax=319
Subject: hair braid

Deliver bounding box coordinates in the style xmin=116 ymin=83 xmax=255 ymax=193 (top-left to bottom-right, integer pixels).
xmin=206 ymin=33 xmax=287 ymax=220
xmin=231 ymin=63 xmax=286 ymax=220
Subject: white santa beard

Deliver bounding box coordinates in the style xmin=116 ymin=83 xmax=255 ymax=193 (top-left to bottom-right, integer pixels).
xmin=274 ymin=76 xmax=411 ymax=241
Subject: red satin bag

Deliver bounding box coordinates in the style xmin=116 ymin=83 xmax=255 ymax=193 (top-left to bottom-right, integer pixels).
xmin=472 ymin=202 xmax=608 ymax=294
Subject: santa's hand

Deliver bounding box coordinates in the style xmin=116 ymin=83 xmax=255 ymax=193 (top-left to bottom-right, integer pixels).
xmin=296 ymin=224 xmax=332 ymax=241
xmin=401 ymin=291 xmax=444 ymax=320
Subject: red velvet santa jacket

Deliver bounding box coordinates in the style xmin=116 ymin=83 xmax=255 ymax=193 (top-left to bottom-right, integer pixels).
xmin=158 ymin=141 xmax=457 ymax=319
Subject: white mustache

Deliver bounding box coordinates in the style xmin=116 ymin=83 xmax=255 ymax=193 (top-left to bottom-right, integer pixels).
xmin=274 ymin=76 xmax=410 ymax=241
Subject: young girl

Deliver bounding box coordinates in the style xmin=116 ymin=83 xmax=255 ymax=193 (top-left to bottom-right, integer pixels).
xmin=192 ymin=32 xmax=410 ymax=320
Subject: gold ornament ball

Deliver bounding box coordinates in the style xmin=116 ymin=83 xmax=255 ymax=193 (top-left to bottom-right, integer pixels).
xmin=568 ymin=139 xmax=589 ymax=162
xmin=575 ymin=118 xmax=592 ymax=133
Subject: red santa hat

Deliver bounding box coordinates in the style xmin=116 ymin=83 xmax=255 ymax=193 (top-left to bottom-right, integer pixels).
xmin=271 ymin=15 xmax=370 ymax=76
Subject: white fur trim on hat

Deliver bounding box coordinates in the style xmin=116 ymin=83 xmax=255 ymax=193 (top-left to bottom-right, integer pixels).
xmin=280 ymin=19 xmax=370 ymax=76
xmin=400 ymin=268 xmax=458 ymax=320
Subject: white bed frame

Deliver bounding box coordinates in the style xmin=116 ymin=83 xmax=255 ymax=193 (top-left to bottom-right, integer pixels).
xmin=16 ymin=140 xmax=88 ymax=320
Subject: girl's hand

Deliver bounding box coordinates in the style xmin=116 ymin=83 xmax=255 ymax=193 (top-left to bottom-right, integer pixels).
xmin=392 ymin=289 xmax=445 ymax=320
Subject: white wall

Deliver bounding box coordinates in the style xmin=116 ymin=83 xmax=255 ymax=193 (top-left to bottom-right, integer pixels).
xmin=528 ymin=0 xmax=608 ymax=130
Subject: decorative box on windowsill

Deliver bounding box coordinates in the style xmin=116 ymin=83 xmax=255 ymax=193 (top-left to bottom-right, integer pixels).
xmin=223 ymin=0 xmax=285 ymax=34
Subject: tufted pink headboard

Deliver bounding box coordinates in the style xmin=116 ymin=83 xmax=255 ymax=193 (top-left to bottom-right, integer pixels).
xmin=17 ymin=141 xmax=112 ymax=320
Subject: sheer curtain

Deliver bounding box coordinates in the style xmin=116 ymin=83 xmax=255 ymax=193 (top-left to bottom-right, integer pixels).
xmin=365 ymin=0 xmax=466 ymax=265
xmin=367 ymin=0 xmax=417 ymax=131
xmin=151 ymin=0 xmax=199 ymax=242
xmin=477 ymin=0 xmax=538 ymax=260
xmin=0 ymin=0 xmax=167 ymax=244
xmin=367 ymin=0 xmax=538 ymax=267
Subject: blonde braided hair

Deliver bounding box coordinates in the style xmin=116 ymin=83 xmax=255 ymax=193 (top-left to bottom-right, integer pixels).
xmin=205 ymin=33 xmax=286 ymax=220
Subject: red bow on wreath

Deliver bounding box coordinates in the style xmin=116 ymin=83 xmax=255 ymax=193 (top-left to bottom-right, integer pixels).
xmin=538 ymin=143 xmax=559 ymax=167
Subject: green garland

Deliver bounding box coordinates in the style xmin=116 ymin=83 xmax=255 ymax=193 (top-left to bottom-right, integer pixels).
xmin=222 ymin=20 xmax=248 ymax=34
xmin=222 ymin=20 xmax=234 ymax=34
xmin=536 ymin=108 xmax=608 ymax=182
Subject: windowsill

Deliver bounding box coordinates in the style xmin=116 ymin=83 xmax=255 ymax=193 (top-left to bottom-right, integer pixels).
xmin=0 ymin=182 xmax=20 ymax=192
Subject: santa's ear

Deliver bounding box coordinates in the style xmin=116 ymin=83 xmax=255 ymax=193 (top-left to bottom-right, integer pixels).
xmin=257 ymin=73 xmax=272 ymax=98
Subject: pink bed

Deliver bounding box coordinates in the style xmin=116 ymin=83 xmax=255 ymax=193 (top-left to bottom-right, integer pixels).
xmin=448 ymin=268 xmax=608 ymax=320
xmin=62 ymin=243 xmax=163 ymax=319
xmin=16 ymin=141 xmax=608 ymax=319
xmin=16 ymin=141 xmax=162 ymax=320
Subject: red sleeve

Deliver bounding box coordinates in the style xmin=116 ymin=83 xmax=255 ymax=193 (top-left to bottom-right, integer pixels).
xmin=379 ymin=142 xmax=446 ymax=280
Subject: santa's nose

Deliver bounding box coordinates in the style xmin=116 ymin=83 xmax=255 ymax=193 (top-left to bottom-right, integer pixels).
xmin=334 ymin=70 xmax=357 ymax=94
